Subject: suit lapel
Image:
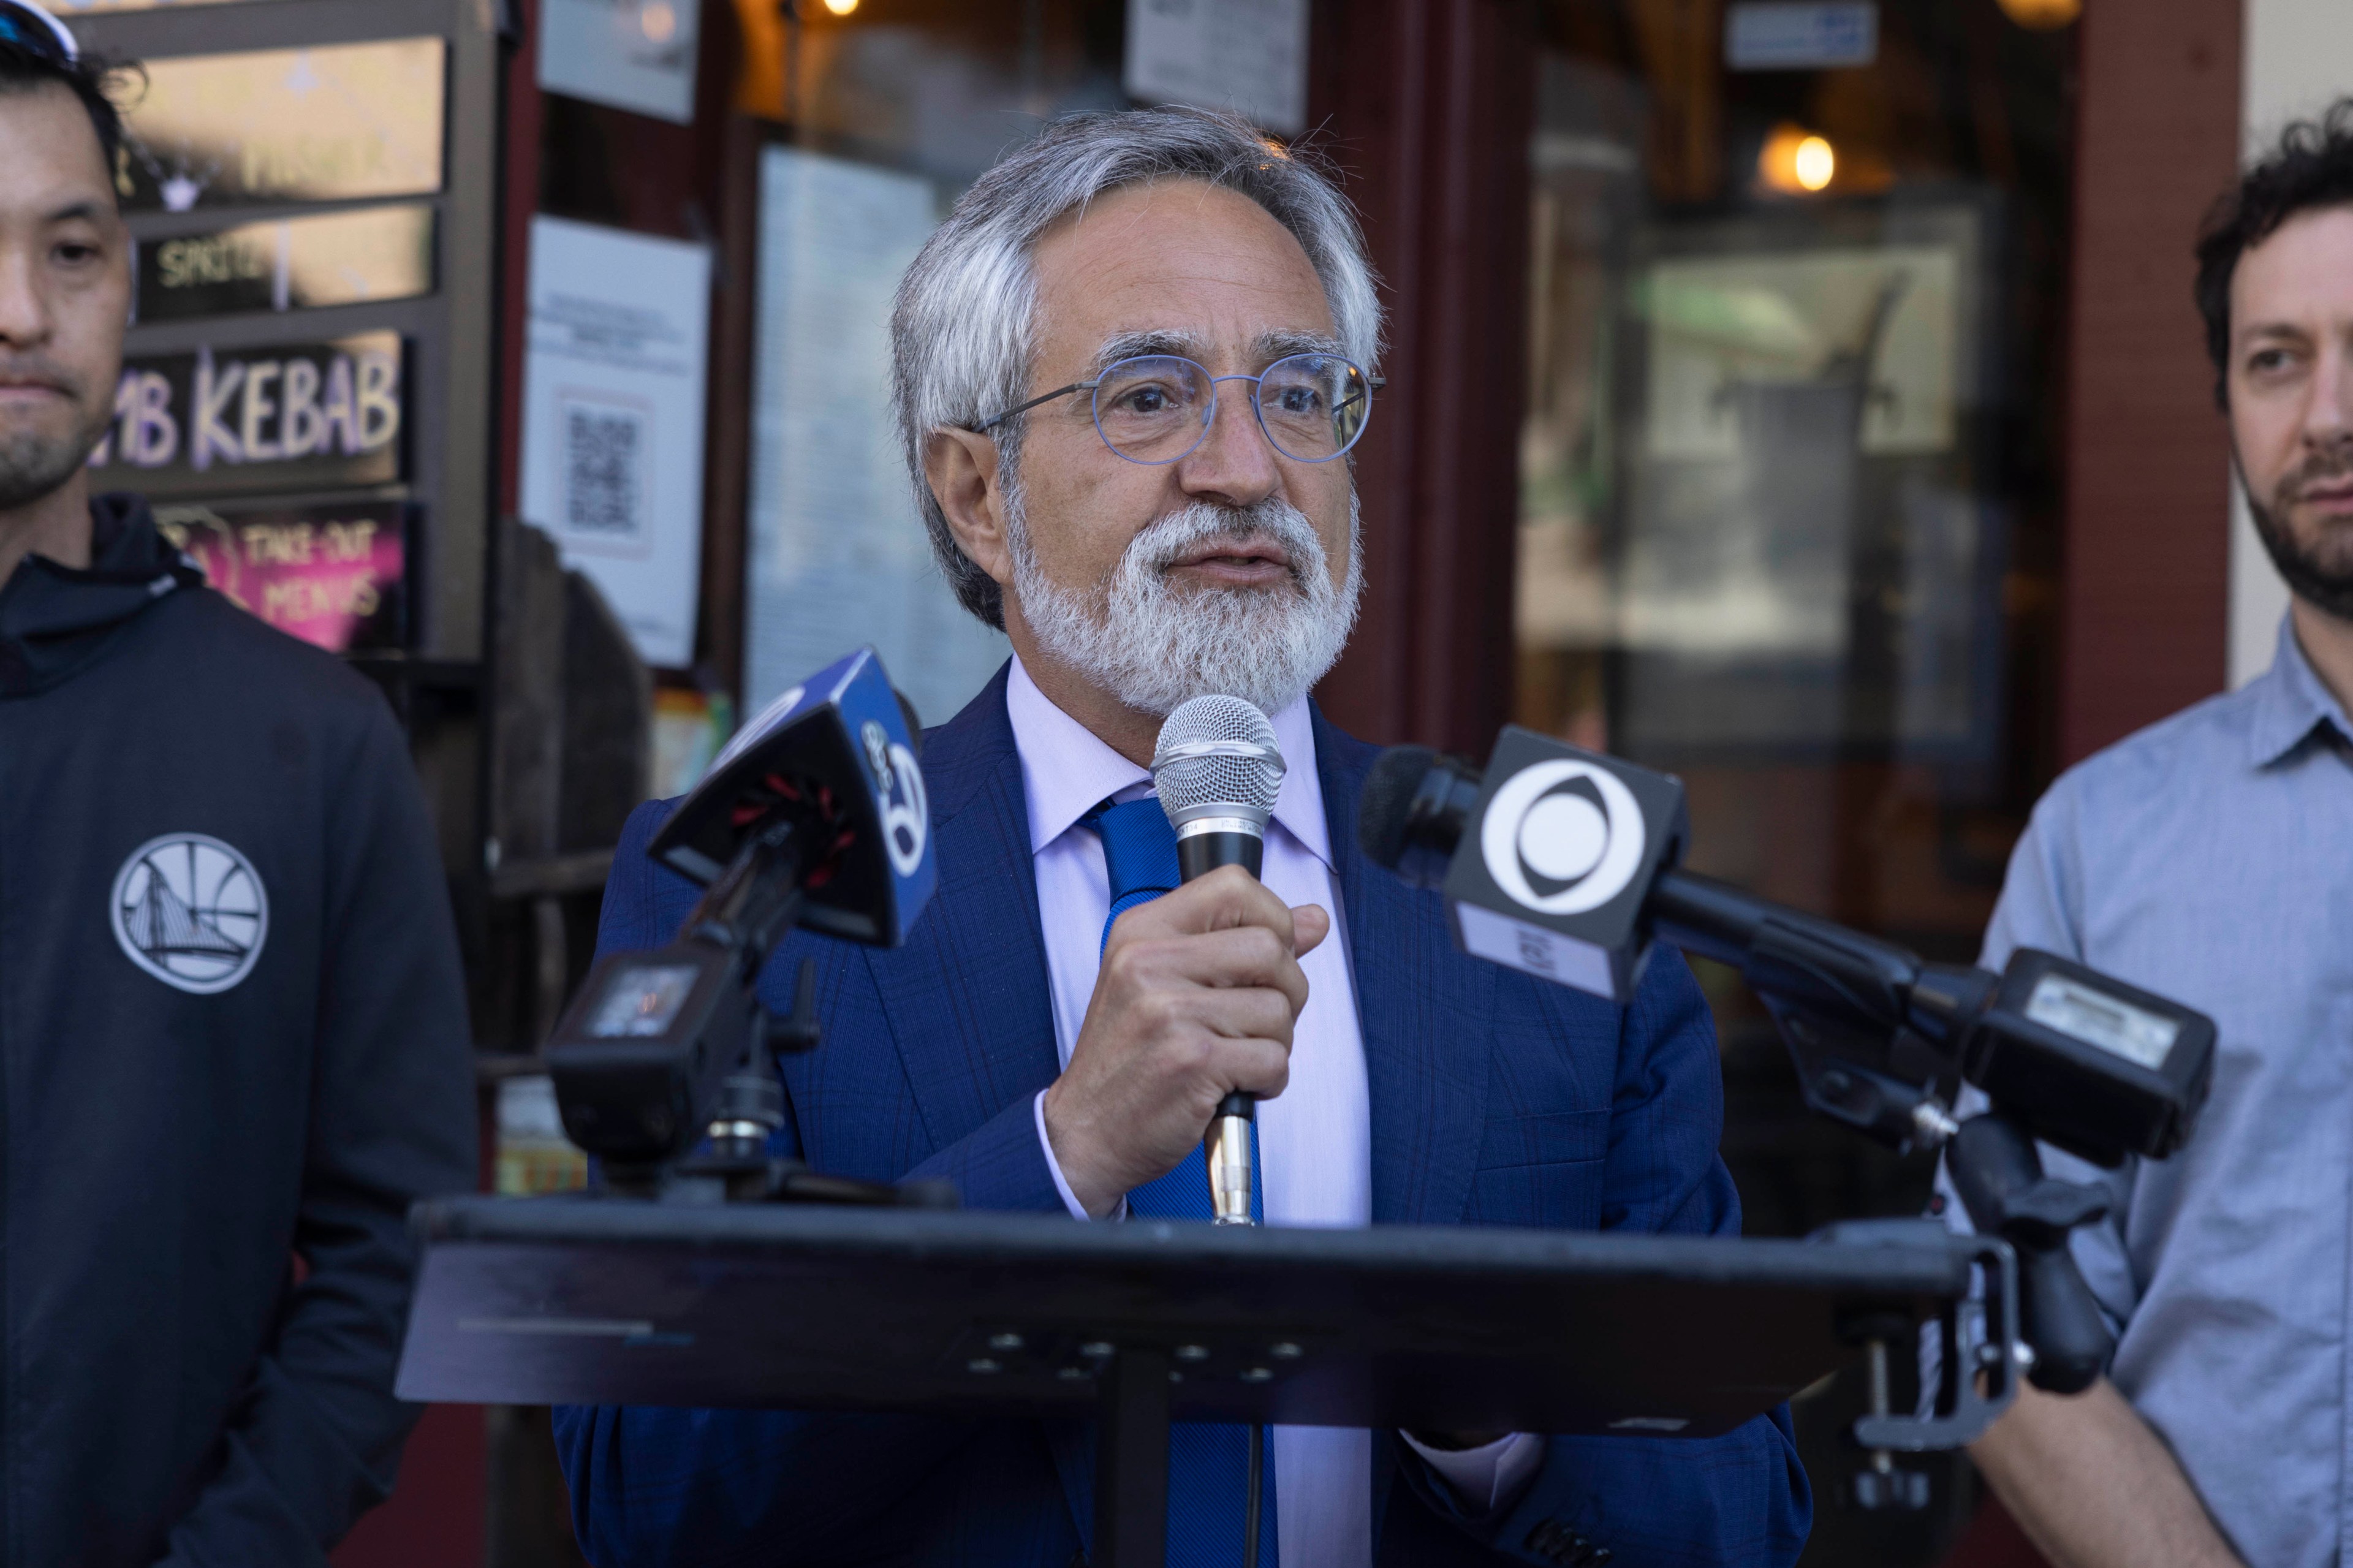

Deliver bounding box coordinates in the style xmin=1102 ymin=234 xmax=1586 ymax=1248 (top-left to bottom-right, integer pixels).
xmin=1315 ymin=710 xmax=1495 ymax=1228
xmin=861 ymin=665 xmax=1063 ymax=1157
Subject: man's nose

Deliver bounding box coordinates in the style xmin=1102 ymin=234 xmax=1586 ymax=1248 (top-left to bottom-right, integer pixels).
xmin=0 ymin=244 xmax=50 ymax=350
xmin=1175 ymin=379 xmax=1281 ymax=507
xmin=2313 ymin=332 xmax=2353 ymax=449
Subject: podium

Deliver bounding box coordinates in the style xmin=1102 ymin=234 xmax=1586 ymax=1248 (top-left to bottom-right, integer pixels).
xmin=398 ymin=1196 xmax=1996 ymax=1566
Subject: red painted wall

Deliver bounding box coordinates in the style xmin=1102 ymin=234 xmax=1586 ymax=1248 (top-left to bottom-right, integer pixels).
xmin=2055 ymin=0 xmax=2244 ymax=766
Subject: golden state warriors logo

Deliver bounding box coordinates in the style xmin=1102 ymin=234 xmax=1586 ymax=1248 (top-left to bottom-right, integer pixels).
xmin=110 ymin=833 xmax=269 ymax=994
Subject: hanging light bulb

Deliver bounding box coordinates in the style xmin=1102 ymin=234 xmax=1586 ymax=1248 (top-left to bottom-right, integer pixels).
xmin=822 ymin=0 xmax=859 ymax=13
xmin=1794 ymin=135 xmax=1835 ymax=191
xmin=1996 ymin=0 xmax=2082 ymax=29
xmin=1759 ymin=124 xmax=1837 ymax=195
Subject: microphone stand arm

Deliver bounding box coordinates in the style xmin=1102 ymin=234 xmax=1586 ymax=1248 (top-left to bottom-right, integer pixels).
xmin=1650 ymin=871 xmax=1976 ymax=1151
xmin=1646 ymin=871 xmax=2116 ymax=1496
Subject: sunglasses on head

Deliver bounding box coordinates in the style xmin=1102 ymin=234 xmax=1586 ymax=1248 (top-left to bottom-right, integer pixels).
xmin=0 ymin=0 xmax=78 ymax=65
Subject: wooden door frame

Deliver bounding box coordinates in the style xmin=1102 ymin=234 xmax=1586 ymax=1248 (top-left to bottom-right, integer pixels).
xmin=2055 ymin=0 xmax=2243 ymax=765
xmin=1308 ymin=0 xmax=1539 ymax=756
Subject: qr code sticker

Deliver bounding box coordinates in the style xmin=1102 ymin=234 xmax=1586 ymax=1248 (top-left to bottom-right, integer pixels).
xmin=561 ymin=397 xmax=650 ymax=544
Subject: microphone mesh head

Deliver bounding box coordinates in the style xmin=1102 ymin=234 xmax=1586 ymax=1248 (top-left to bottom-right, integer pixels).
xmin=1152 ymin=696 xmax=1284 ymax=822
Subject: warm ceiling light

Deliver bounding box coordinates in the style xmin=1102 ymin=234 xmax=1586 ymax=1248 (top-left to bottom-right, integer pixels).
xmin=1759 ymin=124 xmax=1837 ymax=195
xmin=822 ymin=0 xmax=859 ymax=13
xmin=638 ymin=0 xmax=675 ymax=40
xmin=1794 ymin=135 xmax=1835 ymax=191
xmin=1997 ymin=0 xmax=2082 ymax=29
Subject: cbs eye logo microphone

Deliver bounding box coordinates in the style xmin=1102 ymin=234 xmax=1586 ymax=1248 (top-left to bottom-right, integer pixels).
xmin=1442 ymin=729 xmax=1687 ymax=1004
xmin=1479 ymin=760 xmax=1649 ymax=918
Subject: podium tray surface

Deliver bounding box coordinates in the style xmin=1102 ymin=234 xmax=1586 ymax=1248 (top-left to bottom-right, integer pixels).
xmin=398 ymin=1196 xmax=1969 ymax=1437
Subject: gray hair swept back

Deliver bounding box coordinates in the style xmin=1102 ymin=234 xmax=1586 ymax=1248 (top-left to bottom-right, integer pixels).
xmin=890 ymin=107 xmax=1383 ymax=630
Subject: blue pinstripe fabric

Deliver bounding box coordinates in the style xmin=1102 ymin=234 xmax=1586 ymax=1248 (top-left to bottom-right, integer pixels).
xmin=551 ymin=662 xmax=1812 ymax=1567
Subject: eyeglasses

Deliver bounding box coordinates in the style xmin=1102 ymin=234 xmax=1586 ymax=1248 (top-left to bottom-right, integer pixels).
xmin=976 ymin=352 xmax=1382 ymax=466
xmin=0 ymin=1 xmax=78 ymax=64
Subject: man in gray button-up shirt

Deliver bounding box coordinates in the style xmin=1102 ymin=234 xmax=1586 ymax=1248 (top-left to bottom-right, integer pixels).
xmin=1958 ymin=104 xmax=2353 ymax=1568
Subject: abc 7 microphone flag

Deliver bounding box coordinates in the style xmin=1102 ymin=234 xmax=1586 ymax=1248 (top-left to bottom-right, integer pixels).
xmin=1444 ymin=727 xmax=1688 ymax=1003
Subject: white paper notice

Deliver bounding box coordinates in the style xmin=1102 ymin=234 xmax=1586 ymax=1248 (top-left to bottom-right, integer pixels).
xmin=537 ymin=0 xmax=702 ymax=124
xmin=743 ymin=148 xmax=1009 ymax=733
xmin=520 ymin=216 xmax=711 ymax=669
xmin=1124 ymin=0 xmax=1310 ymax=135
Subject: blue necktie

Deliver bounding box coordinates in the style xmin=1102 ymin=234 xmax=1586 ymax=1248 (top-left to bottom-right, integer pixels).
xmin=1082 ymin=797 xmax=1278 ymax=1566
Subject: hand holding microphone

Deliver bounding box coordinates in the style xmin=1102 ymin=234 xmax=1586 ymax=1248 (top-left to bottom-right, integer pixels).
xmin=1150 ymin=697 xmax=1287 ymax=1224
xmin=1040 ymin=695 xmax=1324 ymax=1221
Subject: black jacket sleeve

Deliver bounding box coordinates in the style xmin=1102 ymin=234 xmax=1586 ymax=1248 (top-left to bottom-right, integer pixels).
xmin=158 ymin=700 xmax=478 ymax=1566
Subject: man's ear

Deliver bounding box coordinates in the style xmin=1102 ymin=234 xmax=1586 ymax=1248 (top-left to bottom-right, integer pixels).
xmin=924 ymin=426 xmax=1015 ymax=591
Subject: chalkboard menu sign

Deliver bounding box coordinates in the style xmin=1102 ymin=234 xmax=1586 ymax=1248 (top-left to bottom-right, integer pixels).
xmin=135 ymin=206 xmax=437 ymax=322
xmin=116 ymin=39 xmax=445 ymax=212
xmin=154 ymin=499 xmax=409 ymax=653
xmin=75 ymin=0 xmax=500 ymax=671
xmin=90 ymin=330 xmax=406 ymax=499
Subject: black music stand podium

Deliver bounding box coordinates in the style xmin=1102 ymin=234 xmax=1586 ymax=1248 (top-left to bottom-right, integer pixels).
xmin=397 ymin=1197 xmax=1995 ymax=1567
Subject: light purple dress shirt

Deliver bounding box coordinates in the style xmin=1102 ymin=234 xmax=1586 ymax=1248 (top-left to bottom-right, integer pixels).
xmin=1004 ymin=657 xmax=1540 ymax=1565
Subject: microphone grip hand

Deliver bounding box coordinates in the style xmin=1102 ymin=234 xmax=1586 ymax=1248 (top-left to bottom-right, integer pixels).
xmin=1049 ymin=874 xmax=1317 ymax=1219
xmin=1173 ymin=827 xmax=1268 ymax=1225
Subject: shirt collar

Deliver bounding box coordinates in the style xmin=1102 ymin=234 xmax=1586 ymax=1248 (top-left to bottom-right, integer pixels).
xmin=1004 ymin=654 xmax=1332 ymax=871
xmin=2248 ymin=613 xmax=2353 ymax=768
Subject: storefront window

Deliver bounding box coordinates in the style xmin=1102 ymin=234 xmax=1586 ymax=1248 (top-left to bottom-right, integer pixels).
xmin=730 ymin=1 xmax=1129 ymax=727
xmin=732 ymin=0 xmax=1127 ymax=185
xmin=1516 ymin=4 xmax=2075 ymax=1548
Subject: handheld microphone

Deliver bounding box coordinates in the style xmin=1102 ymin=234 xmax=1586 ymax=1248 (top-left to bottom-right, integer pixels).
xmin=546 ymin=646 xmax=936 ymax=1180
xmin=1151 ymin=695 xmax=1285 ymax=1227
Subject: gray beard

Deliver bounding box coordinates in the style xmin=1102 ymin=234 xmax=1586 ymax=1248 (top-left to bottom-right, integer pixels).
xmin=1007 ymin=486 xmax=1363 ymax=720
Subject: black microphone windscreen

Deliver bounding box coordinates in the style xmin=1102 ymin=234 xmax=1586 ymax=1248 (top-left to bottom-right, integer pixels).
xmin=1357 ymin=745 xmax=1438 ymax=871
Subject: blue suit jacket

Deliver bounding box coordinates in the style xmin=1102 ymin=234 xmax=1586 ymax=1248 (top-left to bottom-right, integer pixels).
xmin=555 ymin=667 xmax=1809 ymax=1566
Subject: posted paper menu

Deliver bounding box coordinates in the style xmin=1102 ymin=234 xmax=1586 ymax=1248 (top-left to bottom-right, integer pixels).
xmin=520 ymin=216 xmax=712 ymax=670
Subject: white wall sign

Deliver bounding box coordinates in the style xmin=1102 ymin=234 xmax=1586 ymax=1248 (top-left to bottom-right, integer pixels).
xmin=1124 ymin=0 xmax=1309 ymax=137
xmin=537 ymin=0 xmax=701 ymax=124
xmin=520 ymin=216 xmax=711 ymax=669
xmin=744 ymin=148 xmax=1009 ymax=732
xmin=1725 ymin=3 xmax=1878 ymax=71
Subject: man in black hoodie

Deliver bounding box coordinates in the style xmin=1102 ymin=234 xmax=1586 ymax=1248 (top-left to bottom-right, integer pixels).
xmin=0 ymin=9 xmax=477 ymax=1562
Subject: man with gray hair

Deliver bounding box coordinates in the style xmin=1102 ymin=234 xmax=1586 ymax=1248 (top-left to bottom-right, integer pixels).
xmin=558 ymin=108 xmax=1808 ymax=1566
